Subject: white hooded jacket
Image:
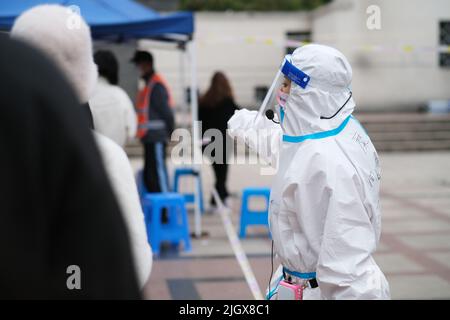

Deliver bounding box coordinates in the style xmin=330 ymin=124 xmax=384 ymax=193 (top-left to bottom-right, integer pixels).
xmin=11 ymin=4 xmax=152 ymax=287
xmin=228 ymin=44 xmax=390 ymax=299
xmin=89 ymin=77 xmax=137 ymax=147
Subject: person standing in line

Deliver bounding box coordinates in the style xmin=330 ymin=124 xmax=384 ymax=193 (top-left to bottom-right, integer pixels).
xmin=0 ymin=35 xmax=140 ymax=299
xmin=11 ymin=4 xmax=152 ymax=289
xmin=90 ymin=50 xmax=137 ymax=148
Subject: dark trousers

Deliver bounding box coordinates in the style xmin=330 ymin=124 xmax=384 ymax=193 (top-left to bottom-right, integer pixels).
xmin=143 ymin=142 xmax=169 ymax=193
xmin=203 ymin=136 xmax=231 ymax=205
xmin=211 ymin=162 xmax=229 ymax=203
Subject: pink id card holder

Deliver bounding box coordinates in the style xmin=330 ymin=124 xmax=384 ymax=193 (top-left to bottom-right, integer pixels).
xmin=277 ymin=280 xmax=304 ymax=300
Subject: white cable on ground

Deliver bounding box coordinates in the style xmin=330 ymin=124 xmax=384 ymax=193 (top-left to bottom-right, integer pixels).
xmin=211 ymin=188 xmax=264 ymax=300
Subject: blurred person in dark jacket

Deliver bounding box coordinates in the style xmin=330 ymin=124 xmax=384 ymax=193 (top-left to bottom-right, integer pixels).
xmin=10 ymin=4 xmax=151 ymax=289
xmin=199 ymin=72 xmax=239 ymax=208
xmin=0 ymin=35 xmax=140 ymax=299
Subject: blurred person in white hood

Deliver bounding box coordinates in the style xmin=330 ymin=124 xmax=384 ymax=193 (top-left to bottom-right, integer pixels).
xmin=228 ymin=44 xmax=390 ymax=300
xmin=90 ymin=50 xmax=137 ymax=148
xmin=11 ymin=4 xmax=152 ymax=288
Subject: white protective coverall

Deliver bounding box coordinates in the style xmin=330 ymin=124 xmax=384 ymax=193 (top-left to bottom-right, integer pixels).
xmin=228 ymin=44 xmax=390 ymax=300
xmin=11 ymin=4 xmax=152 ymax=287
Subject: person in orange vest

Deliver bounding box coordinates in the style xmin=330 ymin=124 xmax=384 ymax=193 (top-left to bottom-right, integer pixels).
xmin=131 ymin=50 xmax=175 ymax=196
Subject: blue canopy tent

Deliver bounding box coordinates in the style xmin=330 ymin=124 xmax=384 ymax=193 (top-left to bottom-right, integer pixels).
xmin=0 ymin=0 xmax=194 ymax=41
xmin=0 ymin=0 xmax=204 ymax=237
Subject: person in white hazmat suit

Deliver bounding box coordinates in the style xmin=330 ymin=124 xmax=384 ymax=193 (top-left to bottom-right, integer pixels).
xmin=11 ymin=4 xmax=152 ymax=288
xmin=228 ymin=44 xmax=390 ymax=300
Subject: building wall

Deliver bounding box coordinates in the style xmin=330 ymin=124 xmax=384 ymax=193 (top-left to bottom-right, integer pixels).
xmin=139 ymin=12 xmax=311 ymax=110
xmin=312 ymin=0 xmax=450 ymax=110
xmin=99 ymin=1 xmax=450 ymax=113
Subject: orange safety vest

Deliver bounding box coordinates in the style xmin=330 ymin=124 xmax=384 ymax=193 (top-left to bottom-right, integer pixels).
xmin=136 ymin=73 xmax=174 ymax=139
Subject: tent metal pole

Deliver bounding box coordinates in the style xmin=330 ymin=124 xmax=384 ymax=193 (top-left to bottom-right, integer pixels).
xmin=179 ymin=49 xmax=188 ymax=123
xmin=189 ymin=38 xmax=202 ymax=238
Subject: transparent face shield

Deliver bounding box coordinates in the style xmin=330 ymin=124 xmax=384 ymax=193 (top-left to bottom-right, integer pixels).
xmin=256 ymin=54 xmax=311 ymax=124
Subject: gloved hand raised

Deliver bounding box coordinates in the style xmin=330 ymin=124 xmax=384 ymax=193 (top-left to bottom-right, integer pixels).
xmin=227 ymin=108 xmax=282 ymax=167
xmin=227 ymin=109 xmax=258 ymax=139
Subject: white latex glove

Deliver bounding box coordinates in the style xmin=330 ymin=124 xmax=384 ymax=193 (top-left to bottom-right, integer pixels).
xmin=227 ymin=108 xmax=282 ymax=167
xmin=227 ymin=109 xmax=258 ymax=139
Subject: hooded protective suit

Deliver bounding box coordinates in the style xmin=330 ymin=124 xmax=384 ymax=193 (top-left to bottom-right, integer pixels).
xmin=11 ymin=4 xmax=152 ymax=287
xmin=228 ymin=44 xmax=390 ymax=299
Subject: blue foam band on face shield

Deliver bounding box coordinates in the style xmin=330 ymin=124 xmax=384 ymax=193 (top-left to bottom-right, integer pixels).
xmin=281 ymin=59 xmax=310 ymax=89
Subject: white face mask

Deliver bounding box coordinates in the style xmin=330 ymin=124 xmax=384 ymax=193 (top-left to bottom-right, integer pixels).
xmin=277 ymin=90 xmax=290 ymax=108
xmin=276 ymin=90 xmax=289 ymax=126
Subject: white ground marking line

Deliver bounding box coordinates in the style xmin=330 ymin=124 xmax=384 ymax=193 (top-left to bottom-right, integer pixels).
xmin=211 ymin=188 xmax=264 ymax=300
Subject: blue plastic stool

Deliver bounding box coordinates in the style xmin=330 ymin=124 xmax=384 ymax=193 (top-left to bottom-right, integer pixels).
xmin=142 ymin=193 xmax=192 ymax=256
xmin=172 ymin=167 xmax=204 ymax=213
xmin=239 ymin=187 xmax=271 ymax=238
xmin=136 ymin=169 xmax=191 ymax=256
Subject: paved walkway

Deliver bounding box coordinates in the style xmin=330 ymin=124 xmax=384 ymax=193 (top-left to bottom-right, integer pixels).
xmin=132 ymin=151 xmax=450 ymax=299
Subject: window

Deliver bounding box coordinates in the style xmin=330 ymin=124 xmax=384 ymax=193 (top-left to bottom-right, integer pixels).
xmin=255 ymin=86 xmax=268 ymax=103
xmin=285 ymin=31 xmax=312 ymax=55
xmin=439 ymin=21 xmax=450 ymax=68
